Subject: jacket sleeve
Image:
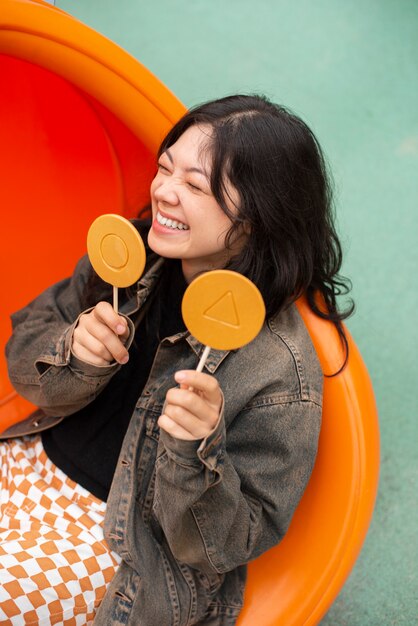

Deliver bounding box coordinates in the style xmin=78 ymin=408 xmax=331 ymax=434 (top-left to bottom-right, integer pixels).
xmin=152 ymin=396 xmax=321 ymax=576
xmin=5 ymin=254 xmax=134 ymax=417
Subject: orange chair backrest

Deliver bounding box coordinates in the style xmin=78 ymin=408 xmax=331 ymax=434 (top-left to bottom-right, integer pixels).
xmin=0 ymin=3 xmax=380 ymax=624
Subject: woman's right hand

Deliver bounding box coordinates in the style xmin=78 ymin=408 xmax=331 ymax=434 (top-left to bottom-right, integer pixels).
xmin=72 ymin=301 xmax=130 ymax=366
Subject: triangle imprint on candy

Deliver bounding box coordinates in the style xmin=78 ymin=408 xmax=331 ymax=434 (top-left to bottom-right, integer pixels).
xmin=203 ymin=291 xmax=240 ymax=328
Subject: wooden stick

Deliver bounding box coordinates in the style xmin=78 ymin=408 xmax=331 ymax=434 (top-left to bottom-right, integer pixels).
xmin=196 ymin=345 xmax=211 ymax=373
xmin=113 ymin=285 xmax=118 ymax=313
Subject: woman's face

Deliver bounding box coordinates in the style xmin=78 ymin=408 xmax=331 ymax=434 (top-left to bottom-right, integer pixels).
xmin=148 ymin=124 xmax=245 ymax=283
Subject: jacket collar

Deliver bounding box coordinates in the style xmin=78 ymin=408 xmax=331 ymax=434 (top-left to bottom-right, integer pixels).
xmin=120 ymin=256 xmax=165 ymax=317
xmin=160 ymin=331 xmax=230 ymax=374
xmin=185 ymin=335 xmax=231 ymax=373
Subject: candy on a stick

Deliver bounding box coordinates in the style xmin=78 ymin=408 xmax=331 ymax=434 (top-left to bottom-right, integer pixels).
xmin=182 ymin=270 xmax=266 ymax=372
xmin=87 ymin=214 xmax=146 ymax=313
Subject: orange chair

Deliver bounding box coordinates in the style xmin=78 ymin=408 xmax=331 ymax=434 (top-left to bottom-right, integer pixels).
xmin=0 ymin=2 xmax=380 ymax=624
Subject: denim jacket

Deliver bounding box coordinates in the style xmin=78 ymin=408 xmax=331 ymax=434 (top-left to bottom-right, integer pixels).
xmin=5 ymin=247 xmax=323 ymax=625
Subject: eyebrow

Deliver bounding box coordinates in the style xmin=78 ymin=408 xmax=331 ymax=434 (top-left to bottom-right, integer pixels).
xmin=164 ymin=149 xmax=208 ymax=177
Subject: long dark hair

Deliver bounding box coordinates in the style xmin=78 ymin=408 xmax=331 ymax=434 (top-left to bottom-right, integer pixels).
xmin=158 ymin=94 xmax=354 ymax=366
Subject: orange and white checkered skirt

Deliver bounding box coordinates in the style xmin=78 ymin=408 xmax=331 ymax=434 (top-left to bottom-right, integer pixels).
xmin=0 ymin=435 xmax=121 ymax=625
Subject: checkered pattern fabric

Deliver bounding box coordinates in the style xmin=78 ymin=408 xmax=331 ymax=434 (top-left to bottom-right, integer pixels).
xmin=0 ymin=436 xmax=121 ymax=625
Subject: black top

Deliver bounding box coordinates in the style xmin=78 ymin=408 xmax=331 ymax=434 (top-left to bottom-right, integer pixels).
xmin=42 ymin=260 xmax=187 ymax=502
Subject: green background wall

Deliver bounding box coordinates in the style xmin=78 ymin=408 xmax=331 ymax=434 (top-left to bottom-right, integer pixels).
xmin=57 ymin=1 xmax=418 ymax=623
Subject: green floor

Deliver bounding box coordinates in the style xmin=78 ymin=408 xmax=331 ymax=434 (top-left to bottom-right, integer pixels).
xmin=57 ymin=1 xmax=418 ymax=623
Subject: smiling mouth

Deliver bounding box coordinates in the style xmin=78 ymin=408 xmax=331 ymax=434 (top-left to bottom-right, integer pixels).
xmin=156 ymin=211 xmax=189 ymax=231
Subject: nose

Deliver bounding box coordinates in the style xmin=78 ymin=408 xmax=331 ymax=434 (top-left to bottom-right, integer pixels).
xmin=153 ymin=177 xmax=179 ymax=206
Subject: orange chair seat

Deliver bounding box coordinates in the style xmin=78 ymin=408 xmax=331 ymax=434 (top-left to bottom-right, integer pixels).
xmin=0 ymin=2 xmax=379 ymax=624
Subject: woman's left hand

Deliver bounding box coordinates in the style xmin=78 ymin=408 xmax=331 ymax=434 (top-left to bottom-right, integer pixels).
xmin=158 ymin=370 xmax=223 ymax=441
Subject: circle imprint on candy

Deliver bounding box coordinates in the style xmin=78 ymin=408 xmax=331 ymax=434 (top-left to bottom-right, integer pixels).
xmin=87 ymin=214 xmax=146 ymax=287
xmin=182 ymin=270 xmax=266 ymax=351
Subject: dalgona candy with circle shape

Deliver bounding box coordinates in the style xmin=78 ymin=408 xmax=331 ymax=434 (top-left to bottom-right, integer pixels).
xmin=87 ymin=214 xmax=146 ymax=287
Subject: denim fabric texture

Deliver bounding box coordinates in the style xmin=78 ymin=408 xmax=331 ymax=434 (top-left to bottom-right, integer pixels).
xmin=5 ymin=226 xmax=323 ymax=625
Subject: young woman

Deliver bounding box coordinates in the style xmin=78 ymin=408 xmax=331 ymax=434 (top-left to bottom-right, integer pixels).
xmin=3 ymin=94 xmax=352 ymax=625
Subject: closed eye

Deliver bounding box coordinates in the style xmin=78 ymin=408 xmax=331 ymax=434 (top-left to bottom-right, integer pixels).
xmin=157 ymin=162 xmax=171 ymax=173
xmin=187 ymin=182 xmax=202 ymax=192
